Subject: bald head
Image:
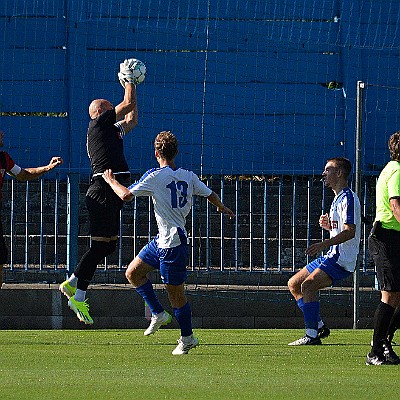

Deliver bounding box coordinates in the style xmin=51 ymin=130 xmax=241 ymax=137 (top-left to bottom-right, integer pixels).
xmin=88 ymin=99 xmax=113 ymax=119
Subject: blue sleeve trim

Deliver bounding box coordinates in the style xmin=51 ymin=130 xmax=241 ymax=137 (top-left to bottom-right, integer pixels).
xmin=343 ymin=188 xmax=355 ymax=225
xmin=128 ymin=168 xmax=157 ymax=190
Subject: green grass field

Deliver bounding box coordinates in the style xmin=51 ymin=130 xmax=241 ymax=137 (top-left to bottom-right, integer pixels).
xmin=0 ymin=329 xmax=398 ymax=399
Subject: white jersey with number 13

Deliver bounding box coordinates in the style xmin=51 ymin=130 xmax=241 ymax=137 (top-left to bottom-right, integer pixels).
xmin=128 ymin=166 xmax=212 ymax=248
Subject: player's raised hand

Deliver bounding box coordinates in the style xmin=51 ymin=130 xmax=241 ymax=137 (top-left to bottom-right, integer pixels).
xmin=48 ymin=157 xmax=63 ymax=169
xmin=117 ymin=58 xmax=146 ymax=88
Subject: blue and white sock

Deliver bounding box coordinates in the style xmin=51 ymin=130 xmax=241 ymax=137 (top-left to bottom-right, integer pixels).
xmin=135 ymin=280 xmax=164 ymax=315
xmin=173 ymin=302 xmax=193 ymax=337
xmin=303 ymin=301 xmax=320 ymax=338
xmin=297 ymin=297 xmax=305 ymax=312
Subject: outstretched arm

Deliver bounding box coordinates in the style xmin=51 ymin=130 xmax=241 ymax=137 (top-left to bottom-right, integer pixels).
xmin=207 ymin=191 xmax=235 ymax=218
xmin=14 ymin=157 xmax=63 ymax=181
xmin=115 ymin=84 xmax=138 ymax=134
xmin=103 ymin=169 xmax=134 ymax=202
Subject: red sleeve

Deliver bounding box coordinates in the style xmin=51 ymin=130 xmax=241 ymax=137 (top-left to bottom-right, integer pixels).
xmin=3 ymin=152 xmax=16 ymax=172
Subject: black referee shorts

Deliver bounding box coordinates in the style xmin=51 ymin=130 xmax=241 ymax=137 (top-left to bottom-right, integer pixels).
xmin=368 ymin=221 xmax=400 ymax=292
xmin=86 ymin=178 xmax=125 ymax=238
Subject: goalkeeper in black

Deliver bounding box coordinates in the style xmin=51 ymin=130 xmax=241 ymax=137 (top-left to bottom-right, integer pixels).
xmin=59 ymin=60 xmax=140 ymax=324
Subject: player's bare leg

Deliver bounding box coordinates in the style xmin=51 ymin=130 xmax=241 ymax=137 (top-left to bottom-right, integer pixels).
xmin=288 ymin=267 xmax=310 ymax=301
xmin=301 ymin=268 xmax=333 ymax=303
xmin=125 ymin=256 xmax=153 ymax=287
xmin=165 ymin=283 xmax=187 ymax=309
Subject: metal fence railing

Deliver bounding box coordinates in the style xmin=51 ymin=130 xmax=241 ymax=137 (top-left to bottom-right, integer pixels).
xmin=2 ymin=173 xmax=377 ymax=280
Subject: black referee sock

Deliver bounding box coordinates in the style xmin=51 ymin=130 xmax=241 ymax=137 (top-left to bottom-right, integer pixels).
xmin=372 ymin=301 xmax=395 ymax=355
xmin=387 ymin=306 xmax=400 ymax=342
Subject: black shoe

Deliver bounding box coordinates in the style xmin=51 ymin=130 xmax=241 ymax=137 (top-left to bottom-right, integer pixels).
xmin=366 ymin=352 xmax=388 ymax=365
xmin=384 ymin=341 xmax=400 ymax=365
xmin=317 ymin=325 xmax=331 ymax=339
xmin=366 ymin=351 xmax=399 ymax=366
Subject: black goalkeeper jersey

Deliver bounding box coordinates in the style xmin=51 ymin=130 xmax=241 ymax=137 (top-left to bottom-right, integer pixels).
xmin=86 ymin=109 xmax=129 ymax=176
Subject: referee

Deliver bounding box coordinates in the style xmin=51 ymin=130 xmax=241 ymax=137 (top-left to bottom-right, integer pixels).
xmin=367 ymin=131 xmax=400 ymax=365
xmin=59 ymin=72 xmax=138 ymax=324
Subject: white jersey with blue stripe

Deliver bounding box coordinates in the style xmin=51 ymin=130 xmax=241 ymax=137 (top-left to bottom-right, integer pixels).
xmin=128 ymin=166 xmax=212 ymax=248
xmin=326 ymin=187 xmax=361 ymax=272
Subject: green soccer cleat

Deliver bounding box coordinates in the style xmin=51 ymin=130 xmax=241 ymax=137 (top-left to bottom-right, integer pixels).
xmin=68 ymin=296 xmax=93 ymax=325
xmin=59 ymin=280 xmax=76 ymax=299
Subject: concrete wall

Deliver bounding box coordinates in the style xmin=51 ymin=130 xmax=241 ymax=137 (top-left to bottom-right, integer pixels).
xmin=0 ymin=283 xmax=379 ymax=330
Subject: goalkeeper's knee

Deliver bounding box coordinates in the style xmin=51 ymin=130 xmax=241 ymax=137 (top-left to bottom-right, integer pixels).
xmin=91 ymin=239 xmax=117 ymax=258
xmin=89 ymin=239 xmax=117 ymax=259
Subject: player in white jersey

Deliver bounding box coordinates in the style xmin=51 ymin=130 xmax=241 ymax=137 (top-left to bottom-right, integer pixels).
xmin=324 ymin=187 xmax=361 ymax=271
xmin=103 ymin=131 xmax=235 ymax=355
xmin=287 ymin=157 xmax=361 ymax=346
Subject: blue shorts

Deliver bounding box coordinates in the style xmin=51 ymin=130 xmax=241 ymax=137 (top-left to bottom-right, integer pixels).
xmin=306 ymin=256 xmax=352 ymax=285
xmin=138 ymin=236 xmax=188 ymax=285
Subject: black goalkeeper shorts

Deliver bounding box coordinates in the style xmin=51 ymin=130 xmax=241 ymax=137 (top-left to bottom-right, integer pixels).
xmin=86 ymin=178 xmax=125 ymax=238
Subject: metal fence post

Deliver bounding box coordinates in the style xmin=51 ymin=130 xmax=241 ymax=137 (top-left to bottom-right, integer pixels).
xmin=66 ymin=172 xmax=79 ymax=275
xmin=354 ymin=80 xmax=365 ymax=329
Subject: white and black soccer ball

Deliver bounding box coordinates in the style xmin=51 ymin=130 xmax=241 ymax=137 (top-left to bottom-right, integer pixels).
xmin=127 ymin=59 xmax=146 ymax=85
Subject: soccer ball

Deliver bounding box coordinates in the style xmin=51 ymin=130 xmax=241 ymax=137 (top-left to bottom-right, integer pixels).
xmin=127 ymin=59 xmax=146 ymax=85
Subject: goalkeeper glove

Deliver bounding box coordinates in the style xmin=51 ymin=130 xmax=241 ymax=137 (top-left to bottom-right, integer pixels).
xmin=118 ymin=59 xmax=139 ymax=88
xmin=118 ymin=72 xmax=137 ymax=88
xmin=120 ymin=58 xmax=139 ymax=74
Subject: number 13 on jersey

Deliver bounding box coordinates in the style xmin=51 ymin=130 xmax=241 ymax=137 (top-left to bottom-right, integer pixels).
xmin=166 ymin=180 xmax=188 ymax=208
